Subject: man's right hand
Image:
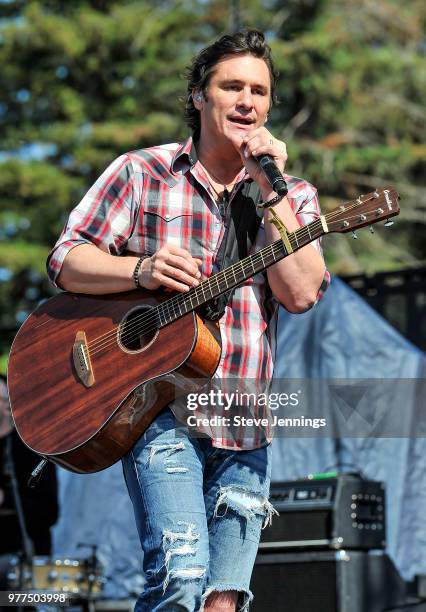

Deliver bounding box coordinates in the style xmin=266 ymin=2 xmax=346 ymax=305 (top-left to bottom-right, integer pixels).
xmin=139 ymin=245 xmax=202 ymax=293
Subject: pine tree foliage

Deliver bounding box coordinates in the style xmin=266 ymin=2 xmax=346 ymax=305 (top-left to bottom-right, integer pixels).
xmin=0 ymin=0 xmax=424 ymax=364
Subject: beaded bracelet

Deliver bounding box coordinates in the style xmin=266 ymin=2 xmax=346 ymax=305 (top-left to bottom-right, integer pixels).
xmin=256 ymin=193 xmax=285 ymax=209
xmin=133 ymin=255 xmax=150 ymax=289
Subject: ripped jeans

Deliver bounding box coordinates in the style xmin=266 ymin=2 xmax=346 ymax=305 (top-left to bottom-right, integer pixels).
xmin=122 ymin=408 xmax=275 ymax=612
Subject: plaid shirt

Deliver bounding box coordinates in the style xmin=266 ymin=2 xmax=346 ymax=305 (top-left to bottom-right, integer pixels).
xmin=47 ymin=136 xmax=330 ymax=450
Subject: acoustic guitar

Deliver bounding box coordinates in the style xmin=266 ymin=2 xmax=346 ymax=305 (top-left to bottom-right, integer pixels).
xmin=7 ymin=187 xmax=400 ymax=473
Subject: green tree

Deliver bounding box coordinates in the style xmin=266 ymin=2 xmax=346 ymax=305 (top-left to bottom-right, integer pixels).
xmin=0 ymin=0 xmax=210 ymax=364
xmin=0 ymin=0 xmax=424 ymax=369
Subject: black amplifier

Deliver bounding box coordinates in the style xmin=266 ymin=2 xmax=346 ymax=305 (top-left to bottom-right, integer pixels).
xmin=251 ymin=550 xmax=407 ymax=612
xmin=260 ymin=473 xmax=385 ymax=551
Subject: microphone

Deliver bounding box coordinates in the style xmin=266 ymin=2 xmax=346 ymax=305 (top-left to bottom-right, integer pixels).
xmin=255 ymin=155 xmax=288 ymax=196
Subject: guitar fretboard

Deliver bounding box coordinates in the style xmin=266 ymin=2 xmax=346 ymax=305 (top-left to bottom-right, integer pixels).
xmin=154 ymin=217 xmax=324 ymax=327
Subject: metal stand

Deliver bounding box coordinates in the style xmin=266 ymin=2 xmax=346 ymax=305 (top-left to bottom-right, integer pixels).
xmin=3 ymin=434 xmax=34 ymax=611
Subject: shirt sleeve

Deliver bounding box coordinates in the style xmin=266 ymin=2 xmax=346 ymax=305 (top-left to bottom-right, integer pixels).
xmin=289 ymin=183 xmax=331 ymax=301
xmin=46 ymin=154 xmax=139 ymax=287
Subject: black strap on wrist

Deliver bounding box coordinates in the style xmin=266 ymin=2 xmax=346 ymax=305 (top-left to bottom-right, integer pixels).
xmin=256 ymin=193 xmax=285 ymax=209
xmin=133 ymin=256 xmax=150 ymax=289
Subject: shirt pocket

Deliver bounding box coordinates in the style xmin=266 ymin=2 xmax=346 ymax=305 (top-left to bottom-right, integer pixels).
xmin=141 ymin=201 xmax=194 ymax=252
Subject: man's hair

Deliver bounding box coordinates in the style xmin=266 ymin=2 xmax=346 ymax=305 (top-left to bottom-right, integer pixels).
xmin=184 ymin=29 xmax=279 ymax=136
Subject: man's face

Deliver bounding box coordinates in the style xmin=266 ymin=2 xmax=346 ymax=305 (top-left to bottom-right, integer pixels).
xmin=197 ymin=54 xmax=271 ymax=150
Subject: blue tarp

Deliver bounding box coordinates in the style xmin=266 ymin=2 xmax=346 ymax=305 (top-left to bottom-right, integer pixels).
xmin=52 ymin=278 xmax=426 ymax=595
xmin=272 ymin=277 xmax=426 ymax=581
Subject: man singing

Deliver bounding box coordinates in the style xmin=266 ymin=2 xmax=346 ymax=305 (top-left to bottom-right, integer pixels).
xmin=47 ymin=29 xmax=329 ymax=612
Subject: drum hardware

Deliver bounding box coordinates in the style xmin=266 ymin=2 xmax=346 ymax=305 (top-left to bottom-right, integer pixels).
xmin=6 ymin=555 xmax=32 ymax=587
xmin=2 ymin=434 xmax=34 ymax=586
xmin=78 ymin=543 xmax=105 ymax=596
xmin=7 ymin=555 xmax=105 ymax=597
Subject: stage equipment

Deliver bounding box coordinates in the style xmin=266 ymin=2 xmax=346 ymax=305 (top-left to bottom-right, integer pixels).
xmin=259 ymin=473 xmax=386 ymax=551
xmin=250 ymin=549 xmax=407 ymax=612
xmin=7 ymin=555 xmax=104 ymax=596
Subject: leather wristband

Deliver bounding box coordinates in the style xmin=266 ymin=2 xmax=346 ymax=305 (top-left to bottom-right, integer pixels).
xmin=256 ymin=193 xmax=285 ymax=209
xmin=133 ymin=255 xmax=150 ymax=289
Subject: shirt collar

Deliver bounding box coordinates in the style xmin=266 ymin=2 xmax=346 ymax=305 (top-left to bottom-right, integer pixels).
xmin=171 ymin=135 xmax=251 ymax=185
xmin=171 ymin=136 xmax=197 ymax=175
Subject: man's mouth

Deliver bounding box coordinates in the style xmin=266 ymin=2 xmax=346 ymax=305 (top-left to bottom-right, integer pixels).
xmin=228 ymin=116 xmax=255 ymax=126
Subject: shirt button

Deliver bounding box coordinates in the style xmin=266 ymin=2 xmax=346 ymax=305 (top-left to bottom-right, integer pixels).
xmin=164 ymin=214 xmax=170 ymax=220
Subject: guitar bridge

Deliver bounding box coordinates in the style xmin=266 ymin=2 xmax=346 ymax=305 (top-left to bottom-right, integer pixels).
xmin=73 ymin=331 xmax=95 ymax=387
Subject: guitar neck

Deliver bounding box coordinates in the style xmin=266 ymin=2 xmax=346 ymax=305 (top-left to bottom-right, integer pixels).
xmin=155 ymin=217 xmax=324 ymax=327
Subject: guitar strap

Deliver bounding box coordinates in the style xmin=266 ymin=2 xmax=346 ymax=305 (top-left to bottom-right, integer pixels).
xmin=203 ymin=181 xmax=264 ymax=321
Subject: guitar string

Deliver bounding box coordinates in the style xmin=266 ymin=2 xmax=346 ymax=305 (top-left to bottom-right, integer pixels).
xmin=87 ymin=212 xmax=327 ymax=356
xmin=89 ymin=209 xmax=388 ymax=357
xmin=87 ymin=195 xmax=387 ymax=357
xmin=88 ymin=239 xmax=287 ymax=356
xmin=86 ymin=220 xmax=319 ymax=354
xmin=87 ymin=195 xmax=387 ymax=356
xmin=87 ymin=194 xmax=388 ymax=356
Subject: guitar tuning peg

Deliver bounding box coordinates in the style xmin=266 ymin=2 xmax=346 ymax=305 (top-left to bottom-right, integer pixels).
xmin=369 ymin=226 xmax=375 ymax=234
xmin=384 ymin=219 xmax=394 ymax=228
xmin=351 ymin=231 xmax=358 ymax=240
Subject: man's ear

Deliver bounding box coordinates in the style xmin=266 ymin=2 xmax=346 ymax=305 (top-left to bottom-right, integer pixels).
xmin=193 ymin=90 xmax=204 ymax=109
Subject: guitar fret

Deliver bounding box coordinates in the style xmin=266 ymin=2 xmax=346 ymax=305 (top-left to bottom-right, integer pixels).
xmin=158 ymin=307 xmax=165 ymax=327
xmin=158 ymin=305 xmax=165 ymax=325
xmin=157 ymin=217 xmax=326 ymax=329
xmin=165 ymin=304 xmax=174 ymax=322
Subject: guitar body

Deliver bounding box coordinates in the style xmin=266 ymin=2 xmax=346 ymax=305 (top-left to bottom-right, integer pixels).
xmin=7 ymin=187 xmax=400 ymax=474
xmin=8 ymin=290 xmax=221 ymax=473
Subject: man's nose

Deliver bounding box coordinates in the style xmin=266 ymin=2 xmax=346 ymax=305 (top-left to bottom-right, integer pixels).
xmin=237 ymin=87 xmax=254 ymax=109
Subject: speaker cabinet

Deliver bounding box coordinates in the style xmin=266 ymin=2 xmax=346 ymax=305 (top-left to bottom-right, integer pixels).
xmin=261 ymin=476 xmax=386 ymax=552
xmin=250 ymin=550 xmax=406 ymax=612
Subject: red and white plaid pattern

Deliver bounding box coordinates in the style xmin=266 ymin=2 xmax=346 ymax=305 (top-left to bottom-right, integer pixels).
xmin=47 ymin=136 xmax=330 ymax=449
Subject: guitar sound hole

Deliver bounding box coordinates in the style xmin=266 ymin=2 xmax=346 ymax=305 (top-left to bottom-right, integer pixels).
xmin=119 ymin=305 xmax=158 ymax=352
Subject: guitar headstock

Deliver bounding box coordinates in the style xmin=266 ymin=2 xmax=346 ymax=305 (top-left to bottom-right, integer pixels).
xmin=326 ymin=186 xmax=400 ymax=234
